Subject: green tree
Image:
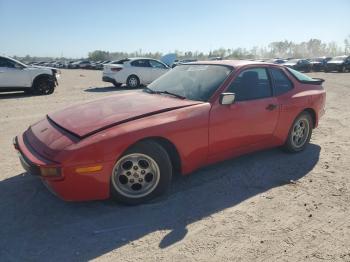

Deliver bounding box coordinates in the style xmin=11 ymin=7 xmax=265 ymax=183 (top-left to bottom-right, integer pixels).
xmin=88 ymin=50 xmax=110 ymax=61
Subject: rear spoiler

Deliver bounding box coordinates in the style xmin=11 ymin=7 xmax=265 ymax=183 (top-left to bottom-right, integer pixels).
xmin=300 ymin=78 xmax=325 ymax=85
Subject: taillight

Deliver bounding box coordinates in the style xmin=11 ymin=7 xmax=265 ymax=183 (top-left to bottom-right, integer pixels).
xmin=111 ymin=67 xmax=122 ymax=72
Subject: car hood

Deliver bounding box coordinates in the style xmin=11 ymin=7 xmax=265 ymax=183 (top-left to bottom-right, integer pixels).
xmin=160 ymin=53 xmax=177 ymax=66
xmin=48 ymin=91 xmax=202 ymax=138
xmin=284 ymin=63 xmax=296 ymax=66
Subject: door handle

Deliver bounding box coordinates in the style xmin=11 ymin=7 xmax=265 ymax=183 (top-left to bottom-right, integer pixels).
xmin=266 ymin=104 xmax=278 ymax=111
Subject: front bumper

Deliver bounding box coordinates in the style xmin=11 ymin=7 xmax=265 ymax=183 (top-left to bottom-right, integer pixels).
xmin=13 ymin=134 xmax=112 ymax=201
xmin=14 ymin=137 xmax=41 ymax=176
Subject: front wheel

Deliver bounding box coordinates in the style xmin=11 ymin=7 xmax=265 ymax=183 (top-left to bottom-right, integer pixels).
xmin=283 ymin=112 xmax=312 ymax=153
xmin=33 ymin=78 xmax=54 ymax=95
xmin=111 ymin=140 xmax=172 ymax=205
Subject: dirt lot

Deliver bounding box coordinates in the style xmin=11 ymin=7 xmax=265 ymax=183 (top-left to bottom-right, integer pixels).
xmin=0 ymin=69 xmax=349 ymax=262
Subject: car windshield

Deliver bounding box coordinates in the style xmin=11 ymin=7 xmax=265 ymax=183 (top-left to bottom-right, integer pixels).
xmin=331 ymin=56 xmax=346 ymax=61
xmin=147 ymin=64 xmax=232 ymax=102
xmin=8 ymin=57 xmax=27 ymax=67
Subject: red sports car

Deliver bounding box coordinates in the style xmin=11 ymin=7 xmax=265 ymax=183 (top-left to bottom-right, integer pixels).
xmin=14 ymin=60 xmax=326 ymax=204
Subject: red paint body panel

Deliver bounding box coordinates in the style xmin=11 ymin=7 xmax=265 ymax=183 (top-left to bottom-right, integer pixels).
xmin=15 ymin=61 xmax=326 ymax=201
xmin=49 ymin=91 xmax=201 ymax=137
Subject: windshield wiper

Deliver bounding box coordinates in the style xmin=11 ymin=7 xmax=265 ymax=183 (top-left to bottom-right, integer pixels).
xmin=143 ymin=86 xmax=156 ymax=94
xmin=143 ymin=87 xmax=186 ymax=99
xmin=154 ymin=90 xmax=186 ymax=99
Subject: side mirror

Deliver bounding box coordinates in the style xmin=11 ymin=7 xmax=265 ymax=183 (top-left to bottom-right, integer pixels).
xmin=219 ymin=93 xmax=235 ymax=105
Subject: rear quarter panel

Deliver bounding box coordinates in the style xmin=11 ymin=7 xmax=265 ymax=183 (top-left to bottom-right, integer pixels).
xmin=273 ymin=68 xmax=326 ymax=144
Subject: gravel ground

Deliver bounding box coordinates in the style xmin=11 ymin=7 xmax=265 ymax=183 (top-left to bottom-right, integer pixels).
xmin=0 ymin=69 xmax=349 ymax=262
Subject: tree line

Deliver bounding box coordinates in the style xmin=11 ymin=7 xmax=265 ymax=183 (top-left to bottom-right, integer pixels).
xmin=14 ymin=36 xmax=350 ymax=62
xmin=87 ymin=36 xmax=350 ymax=61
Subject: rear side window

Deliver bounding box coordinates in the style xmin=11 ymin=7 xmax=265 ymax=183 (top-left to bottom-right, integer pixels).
xmin=269 ymin=68 xmax=293 ymax=96
xmin=112 ymin=59 xmax=130 ymax=64
xmin=149 ymin=60 xmax=166 ymax=69
xmin=227 ymin=68 xmax=272 ymax=101
xmin=287 ymin=67 xmax=315 ymax=81
xmin=131 ymin=59 xmax=151 ymax=67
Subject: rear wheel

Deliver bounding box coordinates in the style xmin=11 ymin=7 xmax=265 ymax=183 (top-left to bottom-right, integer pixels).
xmin=283 ymin=112 xmax=312 ymax=153
xmin=111 ymin=140 xmax=172 ymax=205
xmin=126 ymin=75 xmax=140 ymax=88
xmin=32 ymin=77 xmax=54 ymax=95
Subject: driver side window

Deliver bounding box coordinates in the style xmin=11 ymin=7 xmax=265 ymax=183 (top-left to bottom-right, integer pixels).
xmin=149 ymin=60 xmax=166 ymax=69
xmin=227 ymin=68 xmax=272 ymax=101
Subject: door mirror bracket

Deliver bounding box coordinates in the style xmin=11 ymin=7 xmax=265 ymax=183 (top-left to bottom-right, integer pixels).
xmin=219 ymin=93 xmax=236 ymax=105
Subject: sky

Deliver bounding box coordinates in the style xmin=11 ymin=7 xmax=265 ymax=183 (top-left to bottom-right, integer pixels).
xmin=0 ymin=0 xmax=349 ymax=58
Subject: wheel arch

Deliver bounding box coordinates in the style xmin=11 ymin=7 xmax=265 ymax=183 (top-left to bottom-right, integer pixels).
xmin=123 ymin=136 xmax=182 ymax=175
xmin=31 ymin=73 xmax=55 ymax=87
xmin=303 ymin=108 xmax=317 ymax=128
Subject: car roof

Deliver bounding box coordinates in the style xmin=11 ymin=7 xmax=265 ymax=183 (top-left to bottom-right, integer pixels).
xmin=127 ymin=57 xmax=160 ymax=61
xmin=183 ymin=59 xmax=275 ymax=69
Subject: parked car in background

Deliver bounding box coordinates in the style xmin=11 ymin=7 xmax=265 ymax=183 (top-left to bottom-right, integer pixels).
xmin=90 ymin=61 xmax=103 ymax=70
xmin=269 ymin=58 xmax=287 ymax=64
xmin=324 ymin=55 xmax=350 ymax=72
xmin=209 ymin=56 xmax=222 ymax=60
xmin=171 ymin=59 xmax=198 ymax=68
xmin=309 ymin=57 xmax=332 ymax=72
xmin=68 ymin=61 xmax=79 ymax=69
xmin=14 ymin=60 xmax=326 ymax=204
xmin=77 ymin=60 xmax=92 ymax=69
xmin=284 ymin=59 xmax=312 ymax=72
xmin=0 ymin=55 xmax=59 ymax=95
xmin=103 ymin=58 xmax=170 ymax=87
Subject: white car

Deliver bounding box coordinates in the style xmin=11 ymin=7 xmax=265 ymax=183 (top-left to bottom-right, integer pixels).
xmin=102 ymin=58 xmax=170 ymax=88
xmin=0 ymin=56 xmax=59 ymax=95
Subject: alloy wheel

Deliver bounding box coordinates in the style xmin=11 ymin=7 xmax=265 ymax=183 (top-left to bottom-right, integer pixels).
xmin=112 ymin=153 xmax=160 ymax=198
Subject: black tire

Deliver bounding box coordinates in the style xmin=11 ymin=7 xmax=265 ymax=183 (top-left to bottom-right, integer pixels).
xmin=126 ymin=75 xmax=140 ymax=88
xmin=341 ymin=66 xmax=347 ymax=73
xmin=283 ymin=112 xmax=313 ymax=153
xmin=110 ymin=140 xmax=172 ymax=205
xmin=32 ymin=77 xmax=54 ymax=95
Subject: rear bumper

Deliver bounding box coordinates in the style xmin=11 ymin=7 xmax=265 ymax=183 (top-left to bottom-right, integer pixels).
xmin=102 ymin=76 xmax=121 ymax=86
xmin=102 ymin=76 xmax=115 ymax=83
xmin=13 ymin=134 xmax=112 ymax=201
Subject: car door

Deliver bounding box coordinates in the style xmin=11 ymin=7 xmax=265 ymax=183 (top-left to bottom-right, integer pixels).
xmin=149 ymin=60 xmax=169 ymax=82
xmin=209 ymin=67 xmax=279 ymax=158
xmin=0 ymin=57 xmax=29 ymax=87
xmin=130 ymin=59 xmax=154 ymax=84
